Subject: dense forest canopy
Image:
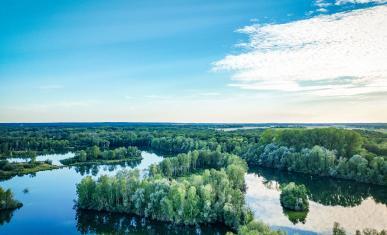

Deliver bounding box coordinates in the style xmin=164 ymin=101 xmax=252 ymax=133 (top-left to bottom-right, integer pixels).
xmin=0 ymin=124 xmax=386 ymax=184
xmin=77 ymin=150 xmax=254 ymax=231
xmin=259 ymin=128 xmax=363 ymax=158
xmin=0 ymin=123 xmax=386 ymax=234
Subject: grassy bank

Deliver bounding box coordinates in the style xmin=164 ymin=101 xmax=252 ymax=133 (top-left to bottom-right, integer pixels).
xmin=0 ymin=161 xmax=60 ymax=180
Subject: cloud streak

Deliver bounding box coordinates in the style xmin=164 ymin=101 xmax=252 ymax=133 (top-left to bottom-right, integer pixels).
xmin=336 ymin=0 xmax=387 ymax=5
xmin=214 ymin=5 xmax=387 ymax=97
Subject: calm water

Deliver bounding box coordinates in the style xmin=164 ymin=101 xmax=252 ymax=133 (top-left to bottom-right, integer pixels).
xmin=245 ymin=167 xmax=387 ymax=235
xmin=0 ymin=153 xmax=386 ymax=235
xmin=0 ymin=152 xmax=226 ymax=235
xmin=7 ymin=152 xmax=75 ymax=166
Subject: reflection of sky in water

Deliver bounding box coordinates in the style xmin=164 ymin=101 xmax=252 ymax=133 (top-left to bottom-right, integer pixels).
xmin=7 ymin=152 xmax=75 ymax=166
xmin=7 ymin=152 xmax=163 ymax=169
xmin=1 ymin=152 xmax=386 ymax=235
xmin=0 ymin=151 xmax=164 ymax=234
xmin=136 ymin=151 xmax=164 ymax=170
xmin=245 ymin=174 xmax=387 ymax=235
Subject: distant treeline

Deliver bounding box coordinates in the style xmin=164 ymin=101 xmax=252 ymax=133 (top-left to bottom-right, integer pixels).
xmin=0 ymin=126 xmax=386 ymax=184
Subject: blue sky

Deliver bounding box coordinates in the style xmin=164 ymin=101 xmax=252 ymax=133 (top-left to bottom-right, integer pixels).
xmin=1 ymin=0 xmax=386 ymax=122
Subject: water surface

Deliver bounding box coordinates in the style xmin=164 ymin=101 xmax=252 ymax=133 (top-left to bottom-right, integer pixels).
xmin=245 ymin=167 xmax=387 ymax=235
xmin=7 ymin=152 xmax=75 ymax=166
xmin=0 ymin=152 xmax=228 ymax=234
xmin=1 ymin=153 xmax=386 ymax=235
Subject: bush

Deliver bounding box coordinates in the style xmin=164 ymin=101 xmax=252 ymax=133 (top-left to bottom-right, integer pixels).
xmin=0 ymin=187 xmax=23 ymax=210
xmin=280 ymin=182 xmax=309 ymax=211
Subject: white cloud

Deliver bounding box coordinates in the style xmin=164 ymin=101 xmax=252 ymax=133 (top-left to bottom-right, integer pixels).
xmin=336 ymin=0 xmax=387 ymax=5
xmin=213 ymin=5 xmax=387 ymax=97
xmin=316 ymin=0 xmax=333 ymax=8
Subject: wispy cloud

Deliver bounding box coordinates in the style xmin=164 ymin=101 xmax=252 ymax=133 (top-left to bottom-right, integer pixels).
xmin=214 ymin=5 xmax=387 ymax=97
xmin=315 ymin=0 xmax=332 ymax=12
xmin=336 ymin=0 xmax=387 ymax=5
xmin=313 ymin=0 xmax=387 ymax=13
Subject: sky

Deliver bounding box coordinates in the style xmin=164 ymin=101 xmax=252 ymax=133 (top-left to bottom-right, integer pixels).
xmin=0 ymin=0 xmax=386 ymax=123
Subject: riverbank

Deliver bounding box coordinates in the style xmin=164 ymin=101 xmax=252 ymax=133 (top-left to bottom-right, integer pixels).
xmin=0 ymin=162 xmax=60 ymax=180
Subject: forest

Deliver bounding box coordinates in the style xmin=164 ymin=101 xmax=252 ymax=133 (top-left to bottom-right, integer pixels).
xmin=76 ymin=150 xmax=282 ymax=234
xmin=0 ymin=125 xmax=385 ymax=185
xmin=0 ymin=124 xmax=386 ymax=234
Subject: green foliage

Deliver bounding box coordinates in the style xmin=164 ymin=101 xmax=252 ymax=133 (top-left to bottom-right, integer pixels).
xmin=149 ymin=150 xmax=247 ymax=182
xmin=243 ymin=143 xmax=387 ymax=185
xmin=0 ymin=187 xmax=23 ymax=210
xmin=76 ymin=150 xmax=250 ymax=230
xmin=283 ymin=209 xmax=308 ymax=224
xmin=237 ymin=220 xmax=285 ymax=235
xmin=280 ymin=182 xmax=309 ymax=211
xmin=358 ymin=130 xmax=387 ymax=157
xmin=0 ymin=159 xmax=57 ymax=179
xmin=259 ymin=128 xmax=363 ymax=158
xmin=333 ymin=222 xmax=387 ymax=235
xmin=0 ymin=125 xmax=386 ymax=184
xmin=333 ymin=222 xmax=347 ymax=235
xmin=1 ymin=125 xmax=386 ymax=234
xmin=61 ymin=146 xmax=142 ymax=165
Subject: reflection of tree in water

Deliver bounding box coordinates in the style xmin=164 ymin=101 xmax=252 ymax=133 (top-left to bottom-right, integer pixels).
xmin=75 ymin=209 xmax=227 ymax=235
xmin=0 ymin=208 xmax=19 ymax=226
xmin=0 ymin=172 xmax=37 ymax=182
xmin=73 ymin=160 xmax=141 ymax=176
xmin=250 ymin=167 xmax=387 ymax=207
xmin=282 ymin=209 xmax=308 ymax=225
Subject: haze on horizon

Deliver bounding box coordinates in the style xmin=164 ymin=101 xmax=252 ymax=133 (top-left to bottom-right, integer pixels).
xmin=1 ymin=0 xmax=386 ymax=123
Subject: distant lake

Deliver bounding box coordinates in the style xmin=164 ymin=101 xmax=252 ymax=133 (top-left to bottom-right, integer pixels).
xmin=0 ymin=152 xmax=386 ymax=234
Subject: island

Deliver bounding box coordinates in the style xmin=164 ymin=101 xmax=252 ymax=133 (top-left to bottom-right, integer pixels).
xmin=60 ymin=146 xmax=142 ymax=166
xmin=280 ymin=182 xmax=309 ymax=211
xmin=76 ymin=150 xmax=284 ymax=234
xmin=0 ymin=187 xmax=23 ymax=211
xmin=0 ymin=159 xmax=59 ymax=180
